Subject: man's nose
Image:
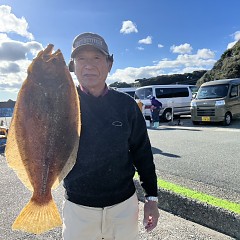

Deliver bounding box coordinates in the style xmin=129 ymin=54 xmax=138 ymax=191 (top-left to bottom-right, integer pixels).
xmin=83 ymin=59 xmax=96 ymax=68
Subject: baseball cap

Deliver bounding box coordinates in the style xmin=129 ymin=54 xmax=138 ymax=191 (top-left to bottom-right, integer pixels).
xmin=71 ymin=32 xmax=110 ymax=58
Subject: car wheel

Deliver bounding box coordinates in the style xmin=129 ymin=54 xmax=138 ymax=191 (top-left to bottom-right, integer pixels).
xmin=162 ymin=109 xmax=172 ymax=121
xmin=222 ymin=112 xmax=232 ymax=126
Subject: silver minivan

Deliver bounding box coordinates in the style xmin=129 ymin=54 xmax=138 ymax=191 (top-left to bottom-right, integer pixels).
xmin=191 ymin=78 xmax=240 ymax=126
xmin=115 ymin=87 xmax=137 ymax=98
xmin=134 ymin=85 xmax=195 ymax=121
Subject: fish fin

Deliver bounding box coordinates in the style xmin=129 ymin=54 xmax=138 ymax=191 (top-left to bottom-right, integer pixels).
xmin=12 ymin=197 xmax=62 ymax=234
xmin=5 ymin=106 xmax=33 ymax=191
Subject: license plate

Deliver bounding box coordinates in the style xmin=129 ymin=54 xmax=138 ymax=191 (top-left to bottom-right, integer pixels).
xmin=202 ymin=116 xmax=210 ymax=121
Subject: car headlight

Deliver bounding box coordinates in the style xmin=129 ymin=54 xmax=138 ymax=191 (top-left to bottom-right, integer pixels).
xmin=215 ymin=100 xmax=225 ymax=106
xmin=191 ymin=101 xmax=197 ymax=107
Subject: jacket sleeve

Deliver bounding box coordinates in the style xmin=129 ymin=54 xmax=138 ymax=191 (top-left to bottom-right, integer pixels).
xmin=129 ymin=101 xmax=158 ymax=197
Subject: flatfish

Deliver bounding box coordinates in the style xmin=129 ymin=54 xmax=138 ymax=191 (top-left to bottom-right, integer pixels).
xmin=5 ymin=44 xmax=81 ymax=234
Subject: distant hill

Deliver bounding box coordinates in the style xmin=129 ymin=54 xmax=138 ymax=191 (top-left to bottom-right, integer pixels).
xmin=109 ymin=70 xmax=207 ymax=88
xmin=197 ymin=40 xmax=240 ymax=86
xmin=134 ymin=70 xmax=206 ymax=86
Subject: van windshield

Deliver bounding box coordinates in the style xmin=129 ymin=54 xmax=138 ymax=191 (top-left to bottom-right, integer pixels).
xmin=134 ymin=88 xmax=153 ymax=100
xmin=197 ymin=84 xmax=229 ymax=99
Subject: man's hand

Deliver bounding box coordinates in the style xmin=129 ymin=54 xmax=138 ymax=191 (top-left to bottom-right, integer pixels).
xmin=143 ymin=200 xmax=159 ymax=232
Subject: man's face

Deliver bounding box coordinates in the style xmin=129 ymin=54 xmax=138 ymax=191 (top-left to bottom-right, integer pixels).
xmin=74 ymin=46 xmax=112 ymax=91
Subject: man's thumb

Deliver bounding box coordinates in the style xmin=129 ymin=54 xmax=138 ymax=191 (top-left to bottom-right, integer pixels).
xmin=143 ymin=218 xmax=148 ymax=227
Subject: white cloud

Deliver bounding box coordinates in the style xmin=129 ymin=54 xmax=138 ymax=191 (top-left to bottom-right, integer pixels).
xmin=0 ymin=6 xmax=43 ymax=98
xmin=0 ymin=40 xmax=44 ymax=95
xmin=196 ymin=49 xmax=215 ymax=59
xmin=227 ymin=31 xmax=240 ymax=49
xmin=170 ymin=43 xmax=193 ymax=54
xmin=107 ymin=66 xmax=164 ymax=84
xmin=0 ymin=62 xmax=20 ymax=74
xmin=233 ymin=31 xmax=240 ymax=40
xmin=0 ymin=59 xmax=32 ymax=92
xmin=227 ymin=42 xmax=236 ymax=49
xmin=160 ymin=54 xmax=216 ymax=68
xmin=0 ymin=5 xmax=34 ymax=40
xmin=138 ymin=36 xmax=152 ymax=45
xmin=137 ymin=46 xmax=144 ymax=51
xmin=0 ymin=39 xmax=43 ymax=61
xmin=158 ymin=44 xmax=164 ymax=48
xmin=120 ymin=20 xmax=138 ymax=34
xmin=107 ymin=49 xmax=216 ymax=84
xmin=0 ymin=33 xmax=9 ymax=41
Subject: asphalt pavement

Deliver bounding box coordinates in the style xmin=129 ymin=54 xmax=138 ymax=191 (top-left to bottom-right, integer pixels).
xmin=1 ymin=153 xmax=238 ymax=240
xmin=1 ymin=117 xmax=240 ymax=239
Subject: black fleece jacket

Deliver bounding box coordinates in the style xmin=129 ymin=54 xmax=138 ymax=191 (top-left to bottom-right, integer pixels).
xmin=63 ymin=88 xmax=158 ymax=207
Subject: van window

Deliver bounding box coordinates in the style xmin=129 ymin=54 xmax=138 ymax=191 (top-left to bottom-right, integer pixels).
xmin=230 ymin=85 xmax=238 ymax=98
xmin=197 ymin=84 xmax=229 ymax=99
xmin=135 ymin=88 xmax=153 ymax=100
xmin=156 ymin=87 xmax=189 ymax=98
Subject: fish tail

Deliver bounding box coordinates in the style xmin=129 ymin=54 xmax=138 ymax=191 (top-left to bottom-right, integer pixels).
xmin=12 ymin=197 xmax=62 ymax=234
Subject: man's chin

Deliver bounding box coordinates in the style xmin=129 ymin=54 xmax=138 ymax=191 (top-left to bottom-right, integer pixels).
xmin=81 ymin=79 xmax=97 ymax=86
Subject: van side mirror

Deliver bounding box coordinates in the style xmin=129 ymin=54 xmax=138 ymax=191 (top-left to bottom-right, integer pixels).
xmin=230 ymin=93 xmax=237 ymax=98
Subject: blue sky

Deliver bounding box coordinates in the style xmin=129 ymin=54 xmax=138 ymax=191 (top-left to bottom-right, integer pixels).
xmin=1 ymin=0 xmax=240 ymax=101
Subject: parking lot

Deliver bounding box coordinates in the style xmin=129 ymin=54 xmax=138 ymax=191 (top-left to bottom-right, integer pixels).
xmin=0 ymin=115 xmax=239 ymax=239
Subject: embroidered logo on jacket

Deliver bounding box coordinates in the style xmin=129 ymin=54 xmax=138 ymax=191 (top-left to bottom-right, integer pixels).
xmin=112 ymin=121 xmax=123 ymax=127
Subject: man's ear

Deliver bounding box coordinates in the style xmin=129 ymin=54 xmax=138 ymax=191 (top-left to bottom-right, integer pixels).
xmin=108 ymin=54 xmax=114 ymax=72
xmin=108 ymin=61 xmax=113 ymax=72
xmin=68 ymin=59 xmax=74 ymax=72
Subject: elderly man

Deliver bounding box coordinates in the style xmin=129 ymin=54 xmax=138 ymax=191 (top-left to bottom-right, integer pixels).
xmin=63 ymin=32 xmax=159 ymax=240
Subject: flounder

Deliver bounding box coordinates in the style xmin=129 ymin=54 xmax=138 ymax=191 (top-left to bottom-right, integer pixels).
xmin=5 ymin=44 xmax=81 ymax=234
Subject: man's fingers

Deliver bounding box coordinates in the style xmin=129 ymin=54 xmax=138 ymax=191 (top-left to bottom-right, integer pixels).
xmin=144 ymin=216 xmax=158 ymax=232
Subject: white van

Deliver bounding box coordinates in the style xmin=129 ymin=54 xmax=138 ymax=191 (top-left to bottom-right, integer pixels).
xmin=134 ymin=85 xmax=195 ymax=121
xmin=115 ymin=87 xmax=137 ymax=98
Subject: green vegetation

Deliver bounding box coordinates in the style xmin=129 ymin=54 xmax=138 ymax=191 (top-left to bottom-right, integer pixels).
xmin=157 ymin=178 xmax=240 ymax=214
xmin=135 ymin=174 xmax=240 ymax=214
xmin=109 ymin=82 xmax=133 ymax=88
xmin=198 ymin=40 xmax=240 ymax=86
xmin=109 ymin=70 xmax=206 ymax=88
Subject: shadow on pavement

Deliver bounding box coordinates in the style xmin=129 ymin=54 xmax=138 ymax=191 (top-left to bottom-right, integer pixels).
xmin=151 ymin=147 xmax=181 ymax=158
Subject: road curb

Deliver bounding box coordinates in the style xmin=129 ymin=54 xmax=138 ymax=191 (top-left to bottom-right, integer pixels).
xmin=134 ymin=180 xmax=240 ymax=239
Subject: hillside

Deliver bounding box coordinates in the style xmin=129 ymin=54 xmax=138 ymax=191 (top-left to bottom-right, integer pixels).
xmin=197 ymin=40 xmax=240 ymax=86
xmin=109 ymin=70 xmax=206 ymax=88
xmin=135 ymin=70 xmax=206 ymax=86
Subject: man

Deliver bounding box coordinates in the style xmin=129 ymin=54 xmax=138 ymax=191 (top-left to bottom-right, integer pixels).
xmin=150 ymin=96 xmax=162 ymax=128
xmin=63 ymin=32 xmax=159 ymax=240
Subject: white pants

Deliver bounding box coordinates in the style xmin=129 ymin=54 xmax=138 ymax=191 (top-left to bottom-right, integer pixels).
xmin=62 ymin=193 xmax=139 ymax=240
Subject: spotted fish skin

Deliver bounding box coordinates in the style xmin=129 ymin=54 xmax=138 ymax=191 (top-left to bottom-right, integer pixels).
xmin=5 ymin=44 xmax=81 ymax=234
